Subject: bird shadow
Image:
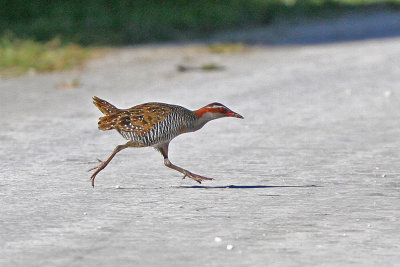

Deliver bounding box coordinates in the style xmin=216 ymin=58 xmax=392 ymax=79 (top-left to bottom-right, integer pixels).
xmin=105 ymin=184 xmax=319 ymax=190
xmin=174 ymin=184 xmax=319 ymax=189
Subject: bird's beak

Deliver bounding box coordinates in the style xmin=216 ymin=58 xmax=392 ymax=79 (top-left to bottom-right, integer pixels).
xmin=226 ymin=110 xmax=244 ymax=119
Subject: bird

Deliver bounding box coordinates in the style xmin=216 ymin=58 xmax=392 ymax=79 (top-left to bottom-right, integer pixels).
xmin=89 ymin=96 xmax=243 ymax=187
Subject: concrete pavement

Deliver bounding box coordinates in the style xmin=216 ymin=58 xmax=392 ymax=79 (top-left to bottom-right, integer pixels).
xmin=1 ymin=17 xmax=400 ymax=266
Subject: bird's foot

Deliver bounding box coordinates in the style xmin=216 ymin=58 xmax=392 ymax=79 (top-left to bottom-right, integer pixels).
xmin=182 ymin=171 xmax=213 ymax=184
xmin=88 ymin=159 xmax=105 ymax=187
xmin=87 ymin=159 xmax=103 ymax=172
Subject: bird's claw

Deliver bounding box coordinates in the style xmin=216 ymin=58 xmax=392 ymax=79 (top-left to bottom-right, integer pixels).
xmin=87 ymin=159 xmax=104 ymax=172
xmin=182 ymin=171 xmax=213 ymax=184
xmin=87 ymin=166 xmax=98 ymax=172
xmin=90 ymin=173 xmax=99 ymax=187
xmin=88 ymin=159 xmax=106 ymax=187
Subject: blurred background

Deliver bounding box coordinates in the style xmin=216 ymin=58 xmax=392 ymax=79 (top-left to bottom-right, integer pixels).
xmin=2 ymin=2 xmax=400 ymax=266
xmin=1 ymin=0 xmax=400 ymax=76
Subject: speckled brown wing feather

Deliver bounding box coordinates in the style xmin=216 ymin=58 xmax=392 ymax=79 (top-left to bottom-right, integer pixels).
xmin=115 ymin=103 xmax=173 ymax=136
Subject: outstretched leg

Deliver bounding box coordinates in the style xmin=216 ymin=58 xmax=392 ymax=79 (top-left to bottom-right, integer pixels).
xmin=157 ymin=143 xmax=213 ymax=184
xmin=89 ymin=142 xmax=130 ymax=187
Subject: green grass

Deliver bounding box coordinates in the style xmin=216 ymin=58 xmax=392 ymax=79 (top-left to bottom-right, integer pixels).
xmin=1 ymin=0 xmax=400 ymax=45
xmin=0 ymin=35 xmax=101 ymax=76
xmin=208 ymin=43 xmax=246 ymax=54
xmin=1 ymin=0 xmax=399 ymax=75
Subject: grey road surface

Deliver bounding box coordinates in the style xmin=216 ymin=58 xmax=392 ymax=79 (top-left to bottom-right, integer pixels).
xmin=1 ymin=18 xmax=400 ymax=267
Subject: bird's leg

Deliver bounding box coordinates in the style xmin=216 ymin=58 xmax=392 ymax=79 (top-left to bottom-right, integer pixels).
xmin=157 ymin=143 xmax=213 ymax=184
xmin=89 ymin=142 xmax=130 ymax=187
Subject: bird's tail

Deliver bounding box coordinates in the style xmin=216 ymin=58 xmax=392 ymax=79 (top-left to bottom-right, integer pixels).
xmin=98 ymin=114 xmax=119 ymax=131
xmin=92 ymin=96 xmax=118 ymax=115
xmin=93 ymin=96 xmax=120 ymax=131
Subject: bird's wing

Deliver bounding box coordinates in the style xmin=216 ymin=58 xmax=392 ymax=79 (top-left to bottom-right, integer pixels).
xmin=116 ymin=103 xmax=172 ymax=136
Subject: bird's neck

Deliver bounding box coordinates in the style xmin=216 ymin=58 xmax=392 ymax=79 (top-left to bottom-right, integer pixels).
xmin=192 ymin=117 xmax=209 ymax=131
xmin=190 ymin=109 xmax=221 ymax=132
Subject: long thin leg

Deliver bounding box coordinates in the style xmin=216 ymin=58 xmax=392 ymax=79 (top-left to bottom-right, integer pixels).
xmin=89 ymin=142 xmax=130 ymax=187
xmin=157 ymin=143 xmax=213 ymax=184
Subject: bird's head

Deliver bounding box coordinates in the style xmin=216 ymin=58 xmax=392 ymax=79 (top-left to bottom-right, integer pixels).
xmin=194 ymin=102 xmax=244 ymax=122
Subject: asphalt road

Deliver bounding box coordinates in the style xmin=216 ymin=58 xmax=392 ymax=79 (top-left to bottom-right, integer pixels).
xmin=1 ymin=13 xmax=400 ymax=266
